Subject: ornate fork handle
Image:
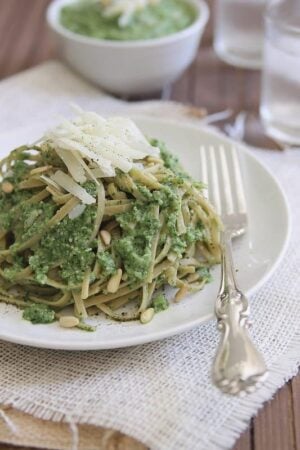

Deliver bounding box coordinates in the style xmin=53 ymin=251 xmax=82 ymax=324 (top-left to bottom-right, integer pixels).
xmin=212 ymin=231 xmax=268 ymax=395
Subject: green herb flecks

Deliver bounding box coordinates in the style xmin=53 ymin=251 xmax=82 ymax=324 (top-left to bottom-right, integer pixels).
xmin=197 ymin=267 xmax=213 ymax=283
xmin=152 ymin=294 xmax=169 ymax=313
xmin=29 ymin=204 xmax=97 ymax=286
xmin=97 ymin=251 xmax=117 ymax=278
xmin=114 ymin=203 xmax=160 ymax=283
xmin=23 ymin=304 xmax=56 ymax=324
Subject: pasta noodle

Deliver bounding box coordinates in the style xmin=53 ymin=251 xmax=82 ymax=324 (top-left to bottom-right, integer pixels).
xmin=0 ymin=114 xmax=221 ymax=330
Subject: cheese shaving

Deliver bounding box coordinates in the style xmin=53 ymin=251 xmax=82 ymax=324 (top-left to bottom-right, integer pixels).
xmin=99 ymin=0 xmax=161 ymax=27
xmin=45 ymin=107 xmax=160 ymax=183
xmin=69 ymin=204 xmax=87 ymax=220
xmin=55 ymin=148 xmax=86 ymax=183
xmin=51 ymin=171 xmax=96 ymax=205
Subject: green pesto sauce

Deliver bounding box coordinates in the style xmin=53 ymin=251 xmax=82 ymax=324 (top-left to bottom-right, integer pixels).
xmin=29 ymin=204 xmax=97 ymax=286
xmin=14 ymin=203 xmax=56 ymax=247
xmin=110 ymin=142 xmax=208 ymax=283
xmin=1 ymin=141 xmax=210 ymax=292
xmin=0 ymin=161 xmax=33 ymax=231
xmin=3 ymin=255 xmax=25 ymax=281
xmin=7 ymin=160 xmax=31 ymax=184
xmin=23 ymin=304 xmax=55 ymax=324
xmin=114 ymin=203 xmax=160 ymax=282
xmin=0 ymin=164 xmax=98 ymax=286
xmin=60 ymin=0 xmax=196 ymax=41
xmin=197 ymin=267 xmax=213 ymax=283
xmin=152 ymin=293 xmax=169 ymax=313
xmin=97 ymin=251 xmax=117 ymax=277
xmin=151 ymin=139 xmax=189 ymax=179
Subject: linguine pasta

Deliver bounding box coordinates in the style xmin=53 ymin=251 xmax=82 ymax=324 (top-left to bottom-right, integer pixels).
xmin=0 ymin=111 xmax=221 ymax=330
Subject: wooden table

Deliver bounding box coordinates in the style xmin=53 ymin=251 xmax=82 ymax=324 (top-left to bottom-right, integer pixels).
xmin=0 ymin=1 xmax=298 ymax=449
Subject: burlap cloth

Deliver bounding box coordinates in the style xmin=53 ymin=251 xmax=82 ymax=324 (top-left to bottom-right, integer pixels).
xmin=0 ymin=61 xmax=299 ymax=450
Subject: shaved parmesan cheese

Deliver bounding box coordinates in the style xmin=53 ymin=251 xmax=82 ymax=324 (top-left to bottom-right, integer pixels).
xmin=107 ymin=117 xmax=158 ymax=156
xmin=99 ymin=0 xmax=161 ymax=27
xmin=133 ymin=162 xmax=144 ymax=170
xmin=69 ymin=204 xmax=87 ymax=220
xmin=45 ymin=108 xmax=159 ymax=182
xmin=39 ymin=175 xmax=62 ymax=192
xmin=51 ymin=171 xmax=96 ymax=205
xmin=55 ymin=148 xmax=86 ymax=183
xmin=72 ymin=151 xmax=102 ymax=184
xmin=54 ymin=137 xmax=115 ymax=177
xmin=90 ymin=167 xmax=109 ymax=178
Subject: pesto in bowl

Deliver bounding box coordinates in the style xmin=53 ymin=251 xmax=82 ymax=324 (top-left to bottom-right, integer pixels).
xmin=60 ymin=0 xmax=197 ymax=41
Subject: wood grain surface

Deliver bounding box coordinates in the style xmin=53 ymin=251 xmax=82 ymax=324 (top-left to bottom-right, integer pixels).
xmin=0 ymin=1 xmax=298 ymax=449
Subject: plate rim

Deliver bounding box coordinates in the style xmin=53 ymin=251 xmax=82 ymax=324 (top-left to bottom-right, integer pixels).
xmin=0 ymin=117 xmax=291 ymax=350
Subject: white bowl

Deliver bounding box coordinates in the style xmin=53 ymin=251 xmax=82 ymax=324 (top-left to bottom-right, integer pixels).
xmin=47 ymin=0 xmax=209 ymax=96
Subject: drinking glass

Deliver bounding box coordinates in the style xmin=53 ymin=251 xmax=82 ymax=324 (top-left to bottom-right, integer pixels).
xmin=214 ymin=0 xmax=267 ymax=69
xmin=260 ymin=0 xmax=300 ymax=145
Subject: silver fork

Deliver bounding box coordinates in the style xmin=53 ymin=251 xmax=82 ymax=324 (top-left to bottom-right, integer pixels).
xmin=200 ymin=144 xmax=268 ymax=396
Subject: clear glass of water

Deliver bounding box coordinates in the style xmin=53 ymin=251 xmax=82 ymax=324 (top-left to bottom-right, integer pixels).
xmin=214 ymin=0 xmax=267 ymax=69
xmin=260 ymin=0 xmax=300 ymax=145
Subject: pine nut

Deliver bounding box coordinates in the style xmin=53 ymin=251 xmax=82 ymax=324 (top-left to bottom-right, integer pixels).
xmin=175 ymin=285 xmax=189 ymax=303
xmin=59 ymin=316 xmax=80 ymax=328
xmin=107 ymin=269 xmax=122 ymax=294
xmin=140 ymin=308 xmax=155 ymax=324
xmin=2 ymin=181 xmax=14 ymax=194
xmin=100 ymin=230 xmax=111 ymax=246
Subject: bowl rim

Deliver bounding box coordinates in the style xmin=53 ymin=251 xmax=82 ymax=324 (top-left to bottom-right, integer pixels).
xmin=46 ymin=0 xmax=210 ymax=48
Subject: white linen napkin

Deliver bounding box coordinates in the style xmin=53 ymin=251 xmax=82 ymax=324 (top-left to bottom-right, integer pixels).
xmin=0 ymin=61 xmax=299 ymax=450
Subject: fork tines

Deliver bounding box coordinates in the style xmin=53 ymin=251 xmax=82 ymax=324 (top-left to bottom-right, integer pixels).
xmin=199 ymin=144 xmax=247 ymax=218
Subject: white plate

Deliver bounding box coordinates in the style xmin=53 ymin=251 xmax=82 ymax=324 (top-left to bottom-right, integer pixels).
xmin=0 ymin=118 xmax=290 ymax=350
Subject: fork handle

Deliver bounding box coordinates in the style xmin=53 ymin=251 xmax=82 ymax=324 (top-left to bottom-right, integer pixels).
xmin=212 ymin=231 xmax=268 ymax=395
